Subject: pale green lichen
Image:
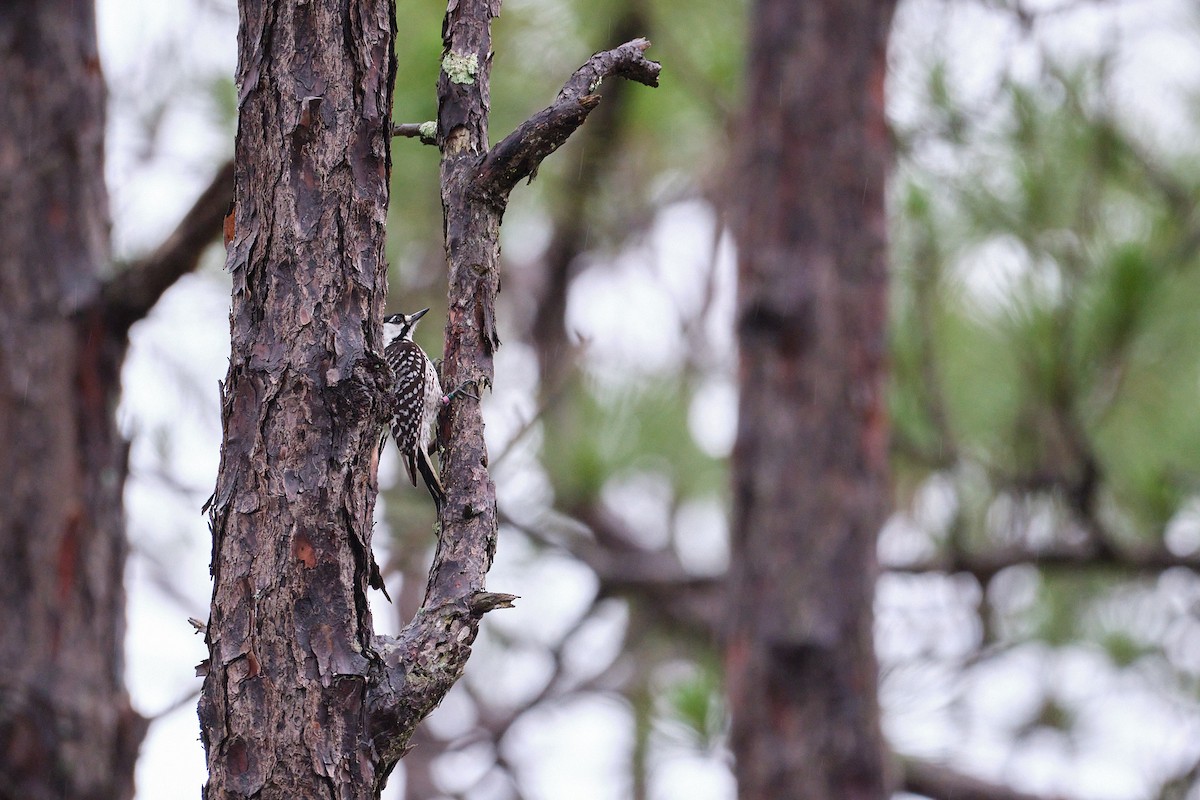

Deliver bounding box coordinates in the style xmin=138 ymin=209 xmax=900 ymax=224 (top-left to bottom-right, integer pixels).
xmin=442 ymin=52 xmax=478 ymax=85
xmin=418 ymin=120 xmax=437 ymax=140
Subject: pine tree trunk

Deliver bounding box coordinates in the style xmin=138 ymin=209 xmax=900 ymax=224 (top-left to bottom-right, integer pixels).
xmin=200 ymin=2 xmax=659 ymax=795
xmin=725 ymin=1 xmax=896 ymax=798
xmin=199 ymin=1 xmax=400 ymax=797
xmin=0 ymin=2 xmax=145 ymax=798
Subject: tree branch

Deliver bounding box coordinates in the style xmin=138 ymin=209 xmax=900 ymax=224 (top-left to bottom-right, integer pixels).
xmin=368 ymin=3 xmax=661 ymax=764
xmin=902 ymin=758 xmax=1067 ymax=800
xmin=391 ymin=121 xmax=437 ymax=145
xmin=475 ymin=38 xmax=660 ymax=202
xmin=889 ymin=542 xmax=1200 ymax=583
xmin=367 ymin=0 xmax=507 ymax=760
xmin=100 ymin=160 xmax=234 ymax=334
xmin=499 ymin=505 xmax=723 ymax=636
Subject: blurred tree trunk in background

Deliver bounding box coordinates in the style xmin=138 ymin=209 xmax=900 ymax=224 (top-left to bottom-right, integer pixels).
xmin=725 ymin=1 xmax=896 ymax=798
xmin=0 ymin=2 xmax=145 ymax=798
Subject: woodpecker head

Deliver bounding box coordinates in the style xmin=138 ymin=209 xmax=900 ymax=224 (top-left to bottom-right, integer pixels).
xmin=383 ymin=307 xmax=430 ymax=344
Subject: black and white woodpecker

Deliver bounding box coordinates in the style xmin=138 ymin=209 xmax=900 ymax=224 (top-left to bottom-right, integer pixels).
xmin=383 ymin=308 xmax=445 ymax=508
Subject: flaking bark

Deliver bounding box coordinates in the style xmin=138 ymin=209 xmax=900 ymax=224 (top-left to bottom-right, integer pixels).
xmin=200 ymin=0 xmax=658 ymax=795
xmin=421 ymin=0 xmax=660 ymax=654
xmin=200 ymin=1 xmax=400 ymax=796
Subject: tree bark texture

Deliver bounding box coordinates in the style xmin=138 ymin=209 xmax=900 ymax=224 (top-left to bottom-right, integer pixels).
xmin=199 ymin=1 xmax=410 ymax=797
xmin=427 ymin=4 xmax=657 ymax=616
xmin=725 ymin=1 xmax=896 ymax=799
xmin=199 ymin=0 xmax=658 ymax=795
xmin=429 ymin=0 xmax=503 ymax=614
xmin=0 ymin=3 xmax=145 ymax=798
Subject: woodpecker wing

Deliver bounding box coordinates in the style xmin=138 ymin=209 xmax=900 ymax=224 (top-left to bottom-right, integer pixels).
xmin=385 ymin=338 xmax=427 ymax=487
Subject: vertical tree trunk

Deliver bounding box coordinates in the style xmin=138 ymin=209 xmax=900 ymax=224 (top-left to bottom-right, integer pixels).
xmin=199 ymin=1 xmax=398 ymax=797
xmin=199 ymin=1 xmax=658 ymax=795
xmin=725 ymin=1 xmax=896 ymax=799
xmin=0 ymin=3 xmax=145 ymax=798
xmin=430 ymin=0 xmax=503 ymax=612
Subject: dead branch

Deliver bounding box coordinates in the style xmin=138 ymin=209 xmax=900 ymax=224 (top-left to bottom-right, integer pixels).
xmin=475 ymin=38 xmax=660 ymax=202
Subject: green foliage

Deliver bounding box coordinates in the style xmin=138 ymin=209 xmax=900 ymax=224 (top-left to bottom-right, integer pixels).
xmin=543 ymin=377 xmax=725 ymax=509
xmin=207 ymin=74 xmax=238 ymax=133
xmin=1024 ymin=573 xmax=1113 ymax=646
xmin=892 ymin=63 xmax=1200 ymax=542
xmin=887 ymin=62 xmax=1200 ymax=765
xmin=656 ymin=660 xmax=726 ymax=753
xmin=1098 ymin=630 xmax=1151 ymax=668
xmin=386 ymin=2 xmax=449 ymax=283
xmin=1017 ymin=695 xmax=1075 ymax=739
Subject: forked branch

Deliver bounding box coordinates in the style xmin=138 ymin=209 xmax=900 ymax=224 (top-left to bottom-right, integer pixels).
xmin=477 ymin=38 xmax=661 ymax=201
xmin=366 ymin=3 xmax=660 ymax=766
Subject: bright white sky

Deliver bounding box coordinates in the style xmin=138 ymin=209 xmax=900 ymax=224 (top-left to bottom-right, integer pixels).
xmin=95 ymin=0 xmax=1200 ymax=798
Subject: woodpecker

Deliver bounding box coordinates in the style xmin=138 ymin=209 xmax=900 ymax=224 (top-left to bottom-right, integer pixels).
xmin=383 ymin=308 xmax=445 ymax=508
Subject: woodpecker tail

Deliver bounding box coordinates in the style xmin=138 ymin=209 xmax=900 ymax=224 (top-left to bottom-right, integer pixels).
xmin=414 ymin=449 xmax=445 ymax=510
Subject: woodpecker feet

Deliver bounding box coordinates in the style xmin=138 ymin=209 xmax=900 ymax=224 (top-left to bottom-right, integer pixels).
xmin=441 ymin=379 xmax=482 ymax=406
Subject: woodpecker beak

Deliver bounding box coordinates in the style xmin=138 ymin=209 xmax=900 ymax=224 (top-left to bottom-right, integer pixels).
xmin=411 ymin=308 xmax=430 ymax=322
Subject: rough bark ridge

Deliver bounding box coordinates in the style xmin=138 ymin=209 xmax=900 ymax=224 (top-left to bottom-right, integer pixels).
xmin=0 ymin=3 xmax=144 ymax=797
xmin=418 ymin=0 xmax=658 ymax=702
xmin=427 ymin=0 xmax=503 ymax=617
xmin=429 ymin=7 xmax=658 ymax=624
xmin=199 ymin=0 xmax=657 ymax=794
xmin=199 ymin=0 xmax=401 ymax=797
xmin=725 ymin=1 xmax=896 ymax=799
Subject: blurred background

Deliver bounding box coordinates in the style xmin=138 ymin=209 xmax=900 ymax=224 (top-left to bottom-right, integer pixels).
xmin=93 ymin=0 xmax=1200 ymax=797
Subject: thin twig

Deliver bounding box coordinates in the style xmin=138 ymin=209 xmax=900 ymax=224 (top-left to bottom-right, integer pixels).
xmin=902 ymin=757 xmax=1067 ymax=800
xmin=391 ymin=121 xmax=437 ymax=145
